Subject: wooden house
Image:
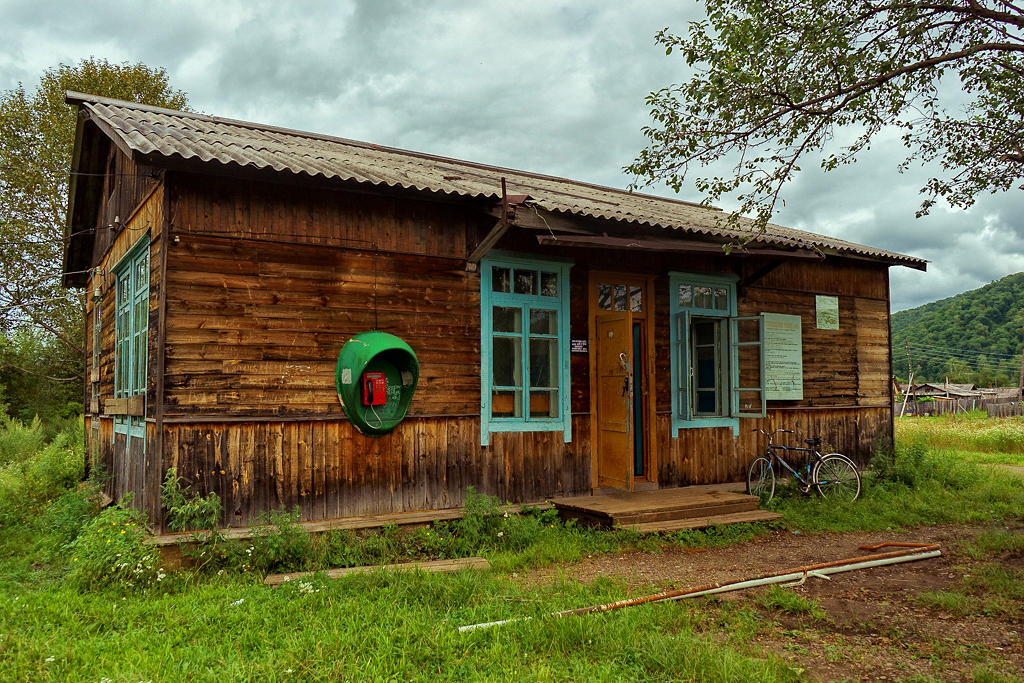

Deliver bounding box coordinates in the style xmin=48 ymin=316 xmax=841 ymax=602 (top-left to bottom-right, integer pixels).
xmin=62 ymin=92 xmax=926 ymax=532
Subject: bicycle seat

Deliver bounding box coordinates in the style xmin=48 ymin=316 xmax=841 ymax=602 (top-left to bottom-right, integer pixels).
xmin=804 ymin=437 xmax=822 ymax=447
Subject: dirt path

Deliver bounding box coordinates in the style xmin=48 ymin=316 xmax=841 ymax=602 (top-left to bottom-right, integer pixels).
xmin=523 ymin=523 xmax=1024 ymax=682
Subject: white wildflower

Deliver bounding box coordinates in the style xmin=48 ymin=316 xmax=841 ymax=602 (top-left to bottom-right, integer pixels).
xmin=229 ymin=598 xmax=245 ymax=607
xmin=44 ymin=656 xmax=55 ymax=662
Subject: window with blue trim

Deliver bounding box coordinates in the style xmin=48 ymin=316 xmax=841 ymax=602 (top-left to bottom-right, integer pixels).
xmin=480 ymin=253 xmax=572 ymax=446
xmin=669 ymin=272 xmax=765 ymax=436
xmin=114 ymin=244 xmax=149 ymax=400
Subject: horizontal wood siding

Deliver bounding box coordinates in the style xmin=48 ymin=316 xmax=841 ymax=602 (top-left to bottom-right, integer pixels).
xmin=162 ymin=234 xmax=480 ymax=418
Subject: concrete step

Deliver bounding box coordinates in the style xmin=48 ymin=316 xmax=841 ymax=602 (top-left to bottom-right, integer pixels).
xmin=622 ymin=510 xmax=784 ymax=533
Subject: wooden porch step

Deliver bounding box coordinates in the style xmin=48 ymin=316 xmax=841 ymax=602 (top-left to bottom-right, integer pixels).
xmin=549 ymin=488 xmax=761 ymax=528
xmin=623 ymin=510 xmax=784 ymax=533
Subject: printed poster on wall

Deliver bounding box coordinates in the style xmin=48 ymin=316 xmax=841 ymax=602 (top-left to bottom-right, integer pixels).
xmin=763 ymin=312 xmax=803 ymax=400
xmin=816 ymin=295 xmax=839 ymax=330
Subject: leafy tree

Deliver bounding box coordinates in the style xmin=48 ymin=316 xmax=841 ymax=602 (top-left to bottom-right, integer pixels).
xmin=0 ymin=58 xmax=187 ymax=415
xmin=628 ymin=0 xmax=1024 ymax=226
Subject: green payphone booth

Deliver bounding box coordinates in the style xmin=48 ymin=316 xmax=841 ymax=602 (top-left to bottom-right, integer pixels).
xmin=336 ymin=332 xmax=420 ymax=436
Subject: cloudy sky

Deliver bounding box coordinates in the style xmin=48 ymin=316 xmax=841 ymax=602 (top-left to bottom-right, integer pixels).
xmin=2 ymin=0 xmax=1021 ymax=311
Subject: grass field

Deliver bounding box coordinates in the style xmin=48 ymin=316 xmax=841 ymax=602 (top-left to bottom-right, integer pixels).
xmin=2 ymin=412 xmax=1024 ymax=681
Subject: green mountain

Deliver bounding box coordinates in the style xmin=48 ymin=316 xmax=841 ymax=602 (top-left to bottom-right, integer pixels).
xmin=891 ymin=272 xmax=1024 ymax=385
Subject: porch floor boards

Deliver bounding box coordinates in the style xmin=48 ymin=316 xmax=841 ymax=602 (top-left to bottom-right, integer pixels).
xmin=548 ymin=487 xmax=782 ymax=532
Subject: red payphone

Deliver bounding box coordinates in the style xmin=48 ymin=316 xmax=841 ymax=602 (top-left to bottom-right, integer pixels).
xmin=362 ymin=372 xmax=386 ymax=406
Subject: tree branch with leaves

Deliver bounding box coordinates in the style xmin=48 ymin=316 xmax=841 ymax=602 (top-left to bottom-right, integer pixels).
xmin=627 ymin=0 xmax=1024 ymax=227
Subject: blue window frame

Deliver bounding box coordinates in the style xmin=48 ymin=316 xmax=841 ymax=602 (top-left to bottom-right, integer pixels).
xmin=669 ymin=272 xmax=765 ymax=437
xmin=480 ymin=251 xmax=572 ymax=446
xmin=112 ymin=236 xmax=150 ymax=444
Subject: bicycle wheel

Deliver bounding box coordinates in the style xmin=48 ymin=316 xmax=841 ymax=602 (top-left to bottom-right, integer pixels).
xmin=812 ymin=453 xmax=861 ymax=502
xmin=746 ymin=455 xmax=776 ymax=504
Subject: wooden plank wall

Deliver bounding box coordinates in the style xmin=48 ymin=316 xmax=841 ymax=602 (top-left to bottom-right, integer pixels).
xmin=161 ymin=234 xmax=479 ymax=418
xmin=84 ymin=170 xmax=165 ymax=521
xmin=146 ymin=173 xmax=895 ymax=529
xmin=165 ymin=415 xmax=591 ymax=526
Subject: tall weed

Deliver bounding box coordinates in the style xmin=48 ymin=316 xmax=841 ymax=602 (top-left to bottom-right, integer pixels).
xmin=0 ymin=422 xmax=85 ymax=527
xmin=0 ymin=414 xmax=46 ymax=465
xmin=66 ymin=498 xmax=165 ymax=590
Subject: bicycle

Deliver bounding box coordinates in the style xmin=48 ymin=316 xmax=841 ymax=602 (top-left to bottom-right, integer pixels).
xmin=746 ymin=429 xmax=861 ymax=504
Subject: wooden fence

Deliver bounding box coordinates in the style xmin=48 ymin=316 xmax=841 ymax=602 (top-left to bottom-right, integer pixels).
xmin=895 ymin=397 xmax=1023 ymax=418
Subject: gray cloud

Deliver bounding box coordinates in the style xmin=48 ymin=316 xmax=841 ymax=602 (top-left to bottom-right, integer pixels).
xmin=2 ymin=0 xmax=1020 ymax=312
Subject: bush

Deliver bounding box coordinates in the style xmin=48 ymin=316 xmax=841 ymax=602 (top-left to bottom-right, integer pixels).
xmin=0 ymin=422 xmax=84 ymax=527
xmin=66 ymin=498 xmax=165 ymax=590
xmin=0 ymin=414 xmax=46 ymax=465
xmin=161 ymin=466 xmax=222 ymax=533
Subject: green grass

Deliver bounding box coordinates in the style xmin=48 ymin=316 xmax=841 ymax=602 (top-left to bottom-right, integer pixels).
xmin=917 ymin=527 xmax=1024 ymax=621
xmin=932 ymin=447 xmax=1024 ymax=468
xmin=0 ymin=569 xmax=804 ymax=682
xmin=756 ymin=585 xmax=825 ymax=620
xmin=765 ymin=441 xmax=1024 ymax=533
xmin=896 ymin=413 xmax=1024 ymax=455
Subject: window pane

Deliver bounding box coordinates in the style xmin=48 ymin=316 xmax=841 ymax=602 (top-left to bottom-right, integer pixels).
xmin=614 ymin=284 xmax=627 ymax=311
xmin=714 ymin=287 xmax=728 ymax=310
xmin=492 ymin=306 xmax=521 ymax=333
xmin=694 ymin=286 xmax=712 ymax=309
xmin=696 ymin=390 xmax=718 ymax=414
xmin=136 ymin=255 xmax=148 ymax=289
xmin=492 ymin=390 xmax=521 ymax=418
xmin=530 ymin=390 xmax=558 ymax=418
xmin=678 ymin=284 xmax=692 ymax=308
xmin=492 ymin=336 xmax=522 ymax=387
xmin=540 ymin=272 xmax=558 ymax=297
xmin=529 ymin=309 xmax=557 ymax=335
xmin=529 ymin=338 xmax=557 ymax=388
xmin=514 ymin=269 xmax=537 ymax=295
xmin=598 ymin=283 xmax=612 ymax=310
xmin=629 ymin=286 xmax=642 ymax=313
xmin=492 ymin=266 xmax=511 ymax=293
xmin=695 ymin=346 xmax=717 ymax=388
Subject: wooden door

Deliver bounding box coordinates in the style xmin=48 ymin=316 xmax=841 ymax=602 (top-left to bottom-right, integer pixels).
xmin=596 ymin=313 xmax=632 ymax=489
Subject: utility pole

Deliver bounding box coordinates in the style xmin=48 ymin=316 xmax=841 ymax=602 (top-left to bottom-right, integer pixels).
xmin=1018 ymin=350 xmax=1023 ymax=415
xmin=905 ymin=341 xmax=916 ymax=411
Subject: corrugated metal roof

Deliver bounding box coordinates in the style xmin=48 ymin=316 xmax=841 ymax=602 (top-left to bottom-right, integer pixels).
xmin=67 ymin=91 xmax=925 ymax=269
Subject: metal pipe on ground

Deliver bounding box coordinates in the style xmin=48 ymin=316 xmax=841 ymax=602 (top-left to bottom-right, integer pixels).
xmin=458 ymin=544 xmax=941 ymax=633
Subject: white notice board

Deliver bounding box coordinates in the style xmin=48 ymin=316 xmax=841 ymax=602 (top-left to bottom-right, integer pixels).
xmin=763 ymin=313 xmax=803 ymax=400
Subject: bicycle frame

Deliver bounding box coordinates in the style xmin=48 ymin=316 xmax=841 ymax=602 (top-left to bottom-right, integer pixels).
xmin=759 ymin=430 xmax=823 ymax=488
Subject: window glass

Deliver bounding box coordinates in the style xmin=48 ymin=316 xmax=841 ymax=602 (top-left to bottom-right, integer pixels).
xmin=492 ymin=266 xmax=511 ymax=293
xmin=694 ymin=286 xmax=713 ymax=309
xmin=493 ymin=306 xmax=521 ymax=333
xmin=529 ymin=338 xmax=557 ymax=387
xmin=529 ymin=309 xmax=557 ymax=335
xmin=540 ymin=272 xmax=558 ymax=297
xmin=714 ymin=287 xmax=729 ymax=310
xmin=514 ymin=269 xmax=537 ymax=295
xmin=614 ymin=285 xmax=627 ymax=311
xmin=492 ymin=337 xmax=522 ymax=386
xmin=678 ymin=284 xmax=692 ymax=308
xmin=598 ymin=283 xmax=612 ymax=310
xmin=629 ymin=286 xmax=643 ymax=313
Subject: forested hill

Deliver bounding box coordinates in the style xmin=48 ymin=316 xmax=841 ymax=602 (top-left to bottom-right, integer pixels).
xmin=891 ymin=272 xmax=1024 ymax=385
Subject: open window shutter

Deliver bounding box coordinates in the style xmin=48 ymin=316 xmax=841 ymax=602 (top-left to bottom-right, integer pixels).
xmin=730 ymin=315 xmax=766 ymax=418
xmin=676 ymin=311 xmax=691 ymax=420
